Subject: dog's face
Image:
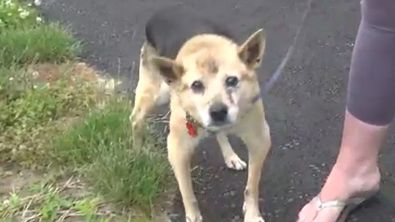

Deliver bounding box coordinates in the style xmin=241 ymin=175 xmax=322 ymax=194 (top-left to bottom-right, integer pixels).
xmin=152 ymin=29 xmax=266 ymax=130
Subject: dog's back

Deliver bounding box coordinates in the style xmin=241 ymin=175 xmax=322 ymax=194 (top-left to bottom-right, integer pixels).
xmin=145 ymin=6 xmax=235 ymax=59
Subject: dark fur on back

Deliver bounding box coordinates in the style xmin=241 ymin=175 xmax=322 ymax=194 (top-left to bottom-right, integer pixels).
xmin=145 ymin=6 xmax=235 ymax=59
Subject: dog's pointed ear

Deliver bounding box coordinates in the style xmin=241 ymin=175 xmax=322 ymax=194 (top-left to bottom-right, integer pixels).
xmin=238 ymin=28 xmax=266 ymax=69
xmin=151 ymin=56 xmax=184 ymax=83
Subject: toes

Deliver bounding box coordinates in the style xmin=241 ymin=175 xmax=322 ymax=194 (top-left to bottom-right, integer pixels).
xmin=297 ymin=197 xmax=343 ymax=222
xmin=255 ymin=217 xmax=265 ymax=222
xmin=243 ymin=216 xmax=265 ymax=222
xmin=243 ymin=205 xmax=265 ymax=222
xmin=230 ymin=159 xmax=247 ymax=170
xmin=297 ymin=199 xmax=317 ymax=222
xmin=185 ymin=214 xmax=202 ymax=222
xmin=225 ymin=155 xmax=247 ymax=170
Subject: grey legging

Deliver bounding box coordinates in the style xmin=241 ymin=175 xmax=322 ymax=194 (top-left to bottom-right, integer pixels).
xmin=346 ymin=0 xmax=395 ymax=126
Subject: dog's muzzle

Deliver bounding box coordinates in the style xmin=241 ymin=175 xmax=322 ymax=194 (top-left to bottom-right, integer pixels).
xmin=209 ymin=102 xmax=229 ymax=125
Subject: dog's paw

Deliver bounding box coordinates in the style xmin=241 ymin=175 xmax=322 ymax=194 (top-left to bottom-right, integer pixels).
xmin=243 ymin=210 xmax=265 ymax=222
xmin=243 ymin=216 xmax=265 ymax=222
xmin=224 ymin=154 xmax=247 ymax=170
xmin=243 ymin=203 xmax=265 ymax=222
xmin=185 ymin=214 xmax=203 ymax=222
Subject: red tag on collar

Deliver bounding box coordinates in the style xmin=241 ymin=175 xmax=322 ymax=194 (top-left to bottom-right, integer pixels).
xmin=185 ymin=121 xmax=197 ymax=137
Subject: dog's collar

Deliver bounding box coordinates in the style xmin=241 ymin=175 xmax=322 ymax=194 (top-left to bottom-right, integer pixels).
xmin=184 ymin=93 xmax=262 ymax=137
xmin=185 ymin=112 xmax=203 ymax=137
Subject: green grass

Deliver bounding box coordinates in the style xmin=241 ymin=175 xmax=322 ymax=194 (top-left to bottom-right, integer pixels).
xmin=0 ymin=64 xmax=172 ymax=217
xmin=0 ymin=64 xmax=99 ymax=167
xmin=0 ymin=175 xmax=164 ymax=222
xmin=50 ymin=98 xmax=171 ymax=212
xmin=0 ymin=1 xmax=172 ymax=221
xmin=1 ymin=0 xmax=40 ymax=30
xmin=1 ymin=0 xmax=81 ymax=68
xmin=0 ymin=92 xmax=172 ymax=220
xmin=0 ymin=23 xmax=82 ymax=67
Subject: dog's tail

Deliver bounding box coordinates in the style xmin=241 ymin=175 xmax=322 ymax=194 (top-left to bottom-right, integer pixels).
xmin=139 ymin=41 xmax=160 ymax=76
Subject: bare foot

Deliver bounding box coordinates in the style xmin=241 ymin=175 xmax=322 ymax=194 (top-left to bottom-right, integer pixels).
xmin=297 ymin=163 xmax=380 ymax=222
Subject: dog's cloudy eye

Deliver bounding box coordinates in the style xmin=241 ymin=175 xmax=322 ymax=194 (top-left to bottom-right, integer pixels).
xmin=191 ymin=80 xmax=204 ymax=93
xmin=225 ymin=76 xmax=239 ymax=88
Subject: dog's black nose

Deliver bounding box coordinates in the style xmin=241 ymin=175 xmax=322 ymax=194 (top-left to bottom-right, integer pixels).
xmin=209 ymin=103 xmax=228 ymax=122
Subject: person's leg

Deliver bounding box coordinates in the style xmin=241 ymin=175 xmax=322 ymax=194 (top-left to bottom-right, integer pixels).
xmin=297 ymin=0 xmax=395 ymax=221
xmin=297 ymin=112 xmax=385 ymax=222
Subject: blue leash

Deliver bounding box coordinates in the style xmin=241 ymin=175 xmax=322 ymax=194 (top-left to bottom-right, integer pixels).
xmin=260 ymin=0 xmax=314 ymax=97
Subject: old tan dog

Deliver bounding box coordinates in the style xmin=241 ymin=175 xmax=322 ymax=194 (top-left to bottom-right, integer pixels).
xmin=130 ymin=6 xmax=271 ymax=222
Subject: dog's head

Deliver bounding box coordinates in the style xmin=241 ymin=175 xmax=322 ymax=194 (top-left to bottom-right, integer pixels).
xmin=152 ymin=29 xmax=266 ymax=130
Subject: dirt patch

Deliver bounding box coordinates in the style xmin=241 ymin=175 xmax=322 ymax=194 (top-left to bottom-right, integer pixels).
xmin=26 ymin=62 xmax=121 ymax=93
xmin=0 ymin=165 xmax=174 ymax=222
xmin=27 ymin=62 xmax=102 ymax=84
xmin=0 ymin=164 xmax=41 ymax=198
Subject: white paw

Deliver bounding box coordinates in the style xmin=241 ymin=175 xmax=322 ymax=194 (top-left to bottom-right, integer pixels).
xmin=244 ymin=216 xmax=265 ymax=222
xmin=243 ymin=203 xmax=265 ymax=222
xmin=225 ymin=154 xmax=247 ymax=170
xmin=185 ymin=214 xmax=203 ymax=222
xmin=243 ymin=210 xmax=265 ymax=222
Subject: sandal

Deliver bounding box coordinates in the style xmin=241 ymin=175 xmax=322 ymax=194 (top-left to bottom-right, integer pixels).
xmin=306 ymin=193 xmax=376 ymax=222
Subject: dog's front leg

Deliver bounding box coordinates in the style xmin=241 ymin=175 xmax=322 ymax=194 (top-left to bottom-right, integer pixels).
xmin=167 ymin=132 xmax=202 ymax=222
xmin=216 ymin=132 xmax=247 ymax=171
xmin=239 ymin=121 xmax=271 ymax=222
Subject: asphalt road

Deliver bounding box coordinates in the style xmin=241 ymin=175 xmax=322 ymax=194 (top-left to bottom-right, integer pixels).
xmin=39 ymin=0 xmax=395 ymax=221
